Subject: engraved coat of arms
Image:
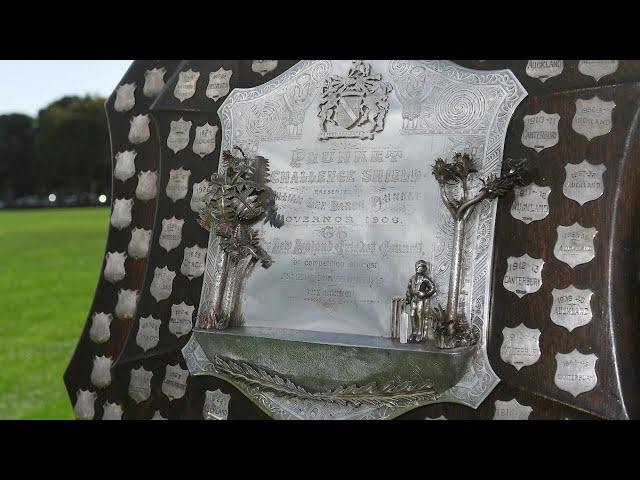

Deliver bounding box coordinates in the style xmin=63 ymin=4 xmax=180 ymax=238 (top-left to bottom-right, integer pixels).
xmin=318 ymin=60 xmax=392 ymax=140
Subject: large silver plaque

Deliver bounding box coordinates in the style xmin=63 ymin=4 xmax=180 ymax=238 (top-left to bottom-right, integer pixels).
xmin=563 ymin=159 xmax=606 ymax=205
xmin=510 ymin=182 xmax=550 ymax=224
xmin=572 ymin=96 xmax=615 ymax=141
xmin=186 ymin=60 xmax=526 ymax=420
xmin=525 ymin=60 xmax=563 ymax=82
xmin=550 ymin=285 xmax=594 ymax=332
xmin=493 ymin=398 xmax=532 ymax=420
xmin=554 ymin=222 xmax=597 ymax=268
xmin=503 ymin=254 xmax=544 ymax=298
xmin=499 ymin=323 xmax=541 ymax=371
xmin=554 ymin=349 xmax=598 ymax=397
xmin=578 ymin=60 xmax=618 ymax=82
xmin=521 ymin=110 xmax=560 ymax=152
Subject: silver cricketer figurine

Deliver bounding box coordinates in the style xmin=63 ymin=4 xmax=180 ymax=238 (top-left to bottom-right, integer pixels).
xmin=405 ymin=260 xmax=436 ymax=342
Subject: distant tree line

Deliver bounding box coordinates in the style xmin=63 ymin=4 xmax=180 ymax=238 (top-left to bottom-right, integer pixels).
xmin=0 ymin=95 xmax=110 ymax=205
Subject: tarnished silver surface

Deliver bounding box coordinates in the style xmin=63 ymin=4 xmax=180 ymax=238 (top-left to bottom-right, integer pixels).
xmin=553 ymin=222 xmax=597 ymax=268
xmin=521 ymin=110 xmax=560 ymax=152
xmin=510 ymin=182 xmax=550 ymax=224
xmin=114 ymin=289 xmax=138 ymax=320
xmin=128 ymin=227 xmax=152 ymax=259
xmin=192 ymin=123 xmax=218 ymax=158
xmin=493 ymin=398 xmax=532 ymax=420
xmin=252 ymin=60 xmax=278 ymax=76
xmin=181 ymin=245 xmax=207 ymax=280
xmin=89 ymin=312 xmax=112 ymax=344
xmin=136 ymin=315 xmax=161 ymax=352
xmin=206 ymin=68 xmax=232 ymax=101
xmin=563 ymin=159 xmax=606 ymax=205
xmin=503 ymin=254 xmax=544 ymax=298
xmin=190 ymin=179 xmax=210 ymax=213
xmin=174 ymin=69 xmax=200 ymax=102
xmin=90 ymin=355 xmax=113 ymax=388
xmin=169 ymin=302 xmax=194 ymax=338
xmin=525 ymin=60 xmax=563 ymax=82
xmin=114 ymin=83 xmax=136 ymax=113
xmin=166 ymin=167 xmax=191 ymax=202
xmin=499 ymin=323 xmax=541 ymax=371
xmin=128 ymin=114 xmax=151 ymax=145
xmin=554 ymin=349 xmax=598 ymax=397
xmin=191 ymin=60 xmax=527 ymax=419
xmin=110 ymin=198 xmax=133 ymax=230
xmin=73 ymin=390 xmax=96 ymax=420
xmin=135 ymin=170 xmax=158 ymax=201
xmin=203 ymin=389 xmax=231 ymax=419
xmin=159 ymin=216 xmax=184 ymax=252
xmin=101 ymin=402 xmax=123 ymax=420
xmin=161 ymin=364 xmax=189 ymax=400
xmin=578 ymin=60 xmax=618 ymax=82
xmin=572 ymin=96 xmax=615 ymax=141
xmin=114 ymin=150 xmax=137 ymax=182
xmin=167 ymin=118 xmax=192 ymax=154
xmin=144 ymin=67 xmax=166 ymax=98
xmin=149 ymin=266 xmax=175 ymax=302
xmin=550 ymin=285 xmax=594 ymax=332
xmin=129 ymin=367 xmax=153 ymax=404
xmin=103 ymin=251 xmax=126 ymax=283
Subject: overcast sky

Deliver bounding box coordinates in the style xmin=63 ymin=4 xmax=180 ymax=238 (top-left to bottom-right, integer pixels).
xmin=0 ymin=60 xmax=132 ymax=116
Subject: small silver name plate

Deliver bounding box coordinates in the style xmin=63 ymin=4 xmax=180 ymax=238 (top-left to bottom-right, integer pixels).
xmin=503 ymin=254 xmax=544 ymax=298
xmin=493 ymin=398 xmax=532 ymax=420
xmin=525 ymin=60 xmax=563 ymax=82
xmin=150 ymin=266 xmax=176 ymax=302
xmin=554 ymin=349 xmax=598 ymax=397
xmin=554 ymin=222 xmax=597 ymax=268
xmin=174 ymin=69 xmax=200 ymax=102
xmin=578 ymin=60 xmax=618 ymax=82
xmin=572 ymin=96 xmax=615 ymax=141
xmin=170 ymin=302 xmax=195 ymax=338
xmin=129 ymin=367 xmax=153 ymax=404
xmin=550 ymin=285 xmax=594 ymax=332
xmin=162 ymin=364 xmax=189 ymax=401
xmin=521 ymin=110 xmax=560 ymax=152
xmin=159 ymin=216 xmax=184 ymax=252
xmin=563 ymin=160 xmax=606 ymax=205
xmin=136 ymin=315 xmax=161 ymax=352
xmin=500 ymin=323 xmax=541 ymax=371
xmin=510 ymin=183 xmax=550 ymax=224
xmin=203 ymin=389 xmax=231 ymax=420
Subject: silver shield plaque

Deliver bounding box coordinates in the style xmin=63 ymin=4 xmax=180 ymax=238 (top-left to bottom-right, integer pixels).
xmin=521 ymin=110 xmax=560 ymax=152
xmin=550 ymin=285 xmax=594 ymax=332
xmin=104 ymin=251 xmax=127 ymax=284
xmin=190 ymin=179 xmax=211 ymax=213
xmin=89 ymin=312 xmax=112 ymax=344
xmin=510 ymin=182 xmax=551 ymax=224
xmin=252 ymin=60 xmax=278 ymax=76
xmin=135 ymin=170 xmax=158 ymax=201
xmin=114 ymin=83 xmax=136 ymax=113
xmin=144 ymin=67 xmax=167 ymax=97
xmin=128 ymin=227 xmax=152 ymax=259
xmin=161 ymin=364 xmax=189 ymax=400
xmin=136 ymin=315 xmax=161 ymax=352
xmin=563 ymin=159 xmax=606 ymax=205
xmin=74 ymin=390 xmax=97 ymax=420
xmin=149 ymin=266 xmax=176 ymax=302
xmin=167 ymin=117 xmax=192 ymax=154
xmin=500 ymin=324 xmax=541 ymax=371
xmin=192 ymin=123 xmax=218 ymax=158
xmin=169 ymin=302 xmax=195 ymax=338
xmin=114 ymin=150 xmax=137 ymax=182
xmin=102 ymin=402 xmax=123 ymax=420
xmin=503 ymin=254 xmax=544 ymax=298
xmin=129 ymin=367 xmax=153 ymax=404
xmin=115 ymin=288 xmax=138 ymax=320
xmin=159 ymin=216 xmax=184 ymax=252
xmin=206 ymin=68 xmax=233 ymax=101
xmin=90 ymin=355 xmax=113 ymax=388
xmin=174 ymin=69 xmax=200 ymax=102
xmin=180 ymin=245 xmax=207 ymax=280
xmin=554 ymin=349 xmax=598 ymax=397
xmin=110 ymin=198 xmax=133 ymax=230
xmin=554 ymin=222 xmax=597 ymax=268
xmin=578 ymin=60 xmax=618 ymax=82
xmin=525 ymin=60 xmax=563 ymax=82
xmin=166 ymin=167 xmax=191 ymax=202
xmin=151 ymin=410 xmax=167 ymax=420
xmin=493 ymin=398 xmax=532 ymax=420
xmin=187 ymin=60 xmax=527 ymax=420
xmin=203 ymin=389 xmax=231 ymax=420
xmin=128 ymin=114 xmax=151 ymax=145
xmin=572 ymin=96 xmax=615 ymax=141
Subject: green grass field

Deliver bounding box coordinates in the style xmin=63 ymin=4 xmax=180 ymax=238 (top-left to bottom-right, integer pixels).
xmin=0 ymin=207 xmax=109 ymax=419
